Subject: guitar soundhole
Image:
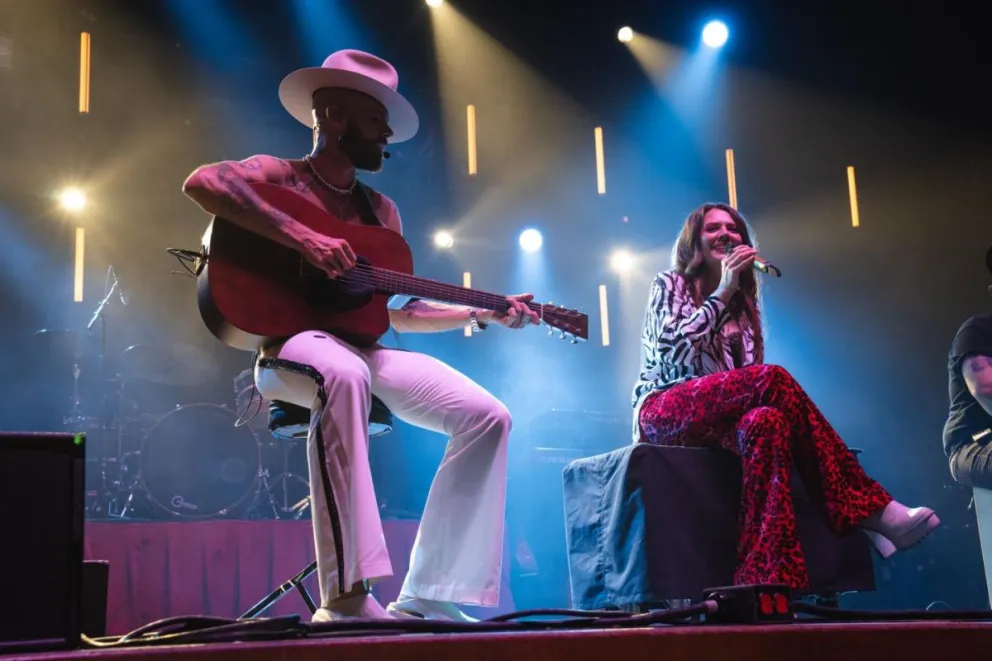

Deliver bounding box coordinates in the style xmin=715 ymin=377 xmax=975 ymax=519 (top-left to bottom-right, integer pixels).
xmin=304 ymin=255 xmax=375 ymax=313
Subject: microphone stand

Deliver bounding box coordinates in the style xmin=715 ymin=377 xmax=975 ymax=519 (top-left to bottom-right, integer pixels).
xmin=87 ymin=267 xmax=126 ymax=386
xmin=83 ymin=267 xmax=126 ymax=512
xmin=62 ymin=279 xmax=121 ymax=429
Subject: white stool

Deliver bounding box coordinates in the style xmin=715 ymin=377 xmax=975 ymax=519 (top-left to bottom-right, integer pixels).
xmin=972 ymin=486 xmax=992 ymax=607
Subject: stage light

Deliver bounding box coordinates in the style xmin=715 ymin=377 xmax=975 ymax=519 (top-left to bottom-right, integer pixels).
xmin=426 ymin=0 xmax=443 ymax=7
xmin=519 ymin=228 xmax=543 ymax=252
xmin=847 ymin=165 xmax=860 ymax=228
xmin=617 ymin=27 xmax=633 ymax=43
xmin=725 ymin=148 xmax=738 ymax=209
xmin=58 ymin=188 xmax=87 ymax=212
xmin=79 ymin=32 xmax=91 ymax=113
xmin=74 ymin=227 xmax=85 ymax=302
xmin=594 ymin=126 xmax=606 ymax=195
xmin=466 ymin=104 xmax=477 ymax=175
xmin=433 ymin=229 xmax=454 ymax=249
xmin=702 ymin=20 xmax=729 ymax=48
xmin=610 ymin=249 xmax=635 ymax=274
xmin=599 ymin=284 xmax=610 ymax=347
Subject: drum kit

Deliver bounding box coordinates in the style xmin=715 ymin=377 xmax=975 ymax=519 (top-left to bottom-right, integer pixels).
xmin=33 ymin=326 xmax=314 ymax=522
xmin=29 ymin=266 xmax=397 ymax=522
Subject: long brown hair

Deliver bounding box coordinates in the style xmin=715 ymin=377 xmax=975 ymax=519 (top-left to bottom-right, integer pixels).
xmin=670 ymin=202 xmax=765 ymax=364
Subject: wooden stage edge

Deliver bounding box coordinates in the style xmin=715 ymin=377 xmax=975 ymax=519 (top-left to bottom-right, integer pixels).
xmin=12 ymin=621 xmax=992 ymax=661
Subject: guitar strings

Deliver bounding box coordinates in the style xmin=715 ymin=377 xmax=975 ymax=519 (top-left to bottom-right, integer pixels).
xmin=311 ymin=262 xmax=560 ymax=319
xmin=336 ymin=270 xmax=516 ymax=309
xmin=296 ymin=260 xmax=585 ymax=334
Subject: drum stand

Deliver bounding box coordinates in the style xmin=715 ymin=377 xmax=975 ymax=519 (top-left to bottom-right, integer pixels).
xmin=252 ymin=435 xmax=312 ymax=520
xmin=115 ymin=467 xmax=151 ymax=520
xmin=115 ymin=462 xmax=279 ymax=521
xmin=265 ymin=472 xmax=312 ymax=519
xmin=244 ymin=467 xmax=281 ymax=520
xmin=245 ymin=465 xmax=312 ymax=520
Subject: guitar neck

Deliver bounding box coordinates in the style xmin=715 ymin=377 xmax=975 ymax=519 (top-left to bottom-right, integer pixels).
xmin=367 ymin=267 xmax=525 ymax=313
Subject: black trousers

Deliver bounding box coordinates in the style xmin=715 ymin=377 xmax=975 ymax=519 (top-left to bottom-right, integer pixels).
xmin=951 ymin=433 xmax=992 ymax=489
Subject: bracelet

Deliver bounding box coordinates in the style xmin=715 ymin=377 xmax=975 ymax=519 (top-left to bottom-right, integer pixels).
xmin=469 ymin=309 xmax=488 ymax=332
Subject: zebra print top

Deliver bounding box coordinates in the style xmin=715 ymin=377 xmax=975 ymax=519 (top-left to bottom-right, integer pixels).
xmin=630 ymin=270 xmax=757 ymax=441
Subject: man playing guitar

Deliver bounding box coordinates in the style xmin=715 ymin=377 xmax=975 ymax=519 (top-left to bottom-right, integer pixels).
xmin=182 ymin=50 xmax=539 ymax=622
xmin=945 ymin=245 xmax=992 ymax=489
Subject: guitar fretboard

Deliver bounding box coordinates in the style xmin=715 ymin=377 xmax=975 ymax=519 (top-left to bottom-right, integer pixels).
xmin=334 ymin=263 xmax=543 ymax=315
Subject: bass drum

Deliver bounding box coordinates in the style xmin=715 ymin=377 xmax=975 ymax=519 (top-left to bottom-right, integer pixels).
xmin=139 ymin=404 xmax=260 ymax=519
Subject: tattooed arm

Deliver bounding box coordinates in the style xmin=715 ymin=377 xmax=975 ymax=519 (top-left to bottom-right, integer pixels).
xmin=963 ymin=355 xmax=992 ymax=417
xmin=182 ymin=155 xmax=317 ymax=252
xmin=390 ymin=299 xmax=478 ymax=333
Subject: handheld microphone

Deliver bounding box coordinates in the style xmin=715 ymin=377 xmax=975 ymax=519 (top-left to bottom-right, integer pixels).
xmin=753 ymin=256 xmax=782 ymax=277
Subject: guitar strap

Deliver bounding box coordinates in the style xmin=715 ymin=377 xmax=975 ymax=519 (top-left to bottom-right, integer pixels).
xmin=350 ymin=181 xmax=384 ymax=227
xmin=350 ymin=180 xmax=411 ymax=350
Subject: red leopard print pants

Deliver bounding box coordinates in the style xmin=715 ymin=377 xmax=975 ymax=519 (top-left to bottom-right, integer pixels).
xmin=638 ymin=364 xmax=892 ymax=588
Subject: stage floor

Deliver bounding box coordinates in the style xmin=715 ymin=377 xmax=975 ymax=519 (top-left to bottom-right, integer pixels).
xmin=83 ymin=519 xmax=515 ymax=634
xmin=11 ymin=620 xmax=992 ymax=661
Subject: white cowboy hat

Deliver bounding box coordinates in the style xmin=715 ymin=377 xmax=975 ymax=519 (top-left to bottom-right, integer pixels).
xmin=278 ymin=49 xmax=419 ymax=143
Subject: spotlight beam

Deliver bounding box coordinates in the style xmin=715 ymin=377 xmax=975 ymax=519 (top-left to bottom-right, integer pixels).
xmin=59 ymin=188 xmax=87 ymax=212
xmin=702 ymin=20 xmax=729 ymax=48
xmin=519 ymin=228 xmax=543 ymax=252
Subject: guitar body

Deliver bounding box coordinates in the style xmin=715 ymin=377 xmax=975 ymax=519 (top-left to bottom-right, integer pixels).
xmin=197 ymin=183 xmax=414 ymax=351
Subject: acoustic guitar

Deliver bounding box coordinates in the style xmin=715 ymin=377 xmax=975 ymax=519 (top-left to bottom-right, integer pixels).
xmin=193 ymin=183 xmax=588 ymax=351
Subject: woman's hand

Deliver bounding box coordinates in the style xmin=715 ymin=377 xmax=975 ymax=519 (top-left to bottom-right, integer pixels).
xmin=716 ymin=245 xmax=757 ymax=299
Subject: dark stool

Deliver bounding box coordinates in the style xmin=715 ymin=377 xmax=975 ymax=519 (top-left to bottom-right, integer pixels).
xmin=562 ymin=444 xmax=876 ymax=611
xmin=267 ymin=395 xmax=394 ymax=441
xmin=238 ymin=396 xmax=394 ymax=620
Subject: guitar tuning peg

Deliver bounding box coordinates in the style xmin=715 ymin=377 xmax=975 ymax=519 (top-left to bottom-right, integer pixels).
xmin=548 ymin=327 xmax=554 ymax=336
xmin=570 ymin=336 xmax=578 ymax=344
xmin=559 ymin=331 xmax=567 ymax=341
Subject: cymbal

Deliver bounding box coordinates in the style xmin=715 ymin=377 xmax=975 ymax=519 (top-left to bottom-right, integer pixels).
xmin=118 ymin=343 xmax=219 ymax=387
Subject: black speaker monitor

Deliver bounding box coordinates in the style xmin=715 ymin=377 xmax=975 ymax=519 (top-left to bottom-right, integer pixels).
xmin=0 ymin=432 xmax=85 ymax=653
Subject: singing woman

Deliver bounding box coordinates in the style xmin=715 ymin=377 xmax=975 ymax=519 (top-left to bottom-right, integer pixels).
xmin=632 ymin=202 xmax=939 ymax=588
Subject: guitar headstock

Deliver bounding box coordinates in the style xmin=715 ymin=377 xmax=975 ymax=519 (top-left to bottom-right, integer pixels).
xmin=539 ymin=303 xmax=589 ymax=343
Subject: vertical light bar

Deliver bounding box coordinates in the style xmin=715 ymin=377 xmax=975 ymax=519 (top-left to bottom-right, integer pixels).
xmin=74 ymin=227 xmax=85 ymax=302
xmin=463 ymin=271 xmax=473 ymax=336
xmin=79 ymin=32 xmax=91 ymax=114
xmin=598 ymin=284 xmax=610 ymax=347
xmin=725 ymin=148 xmax=738 ymax=208
xmin=847 ymin=165 xmax=860 ymax=228
xmin=466 ymin=104 xmax=477 ymax=176
xmin=594 ymin=127 xmax=606 ymax=195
